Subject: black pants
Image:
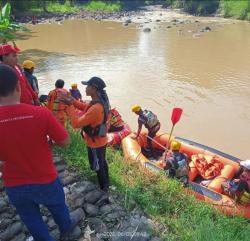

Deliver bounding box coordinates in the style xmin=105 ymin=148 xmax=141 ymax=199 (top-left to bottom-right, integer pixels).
xmin=87 ymin=146 xmax=109 ymax=191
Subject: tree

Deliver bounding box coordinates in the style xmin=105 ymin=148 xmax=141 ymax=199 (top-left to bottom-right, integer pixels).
xmin=0 ymin=2 xmax=30 ymax=43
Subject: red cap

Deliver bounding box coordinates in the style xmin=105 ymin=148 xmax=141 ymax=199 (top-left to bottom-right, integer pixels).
xmin=0 ymin=44 xmax=20 ymax=56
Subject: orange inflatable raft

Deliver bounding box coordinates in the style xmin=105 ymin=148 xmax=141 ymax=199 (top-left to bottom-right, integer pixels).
xmin=122 ymin=132 xmax=250 ymax=219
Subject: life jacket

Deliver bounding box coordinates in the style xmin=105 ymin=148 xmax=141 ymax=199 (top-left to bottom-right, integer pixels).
xmin=166 ymin=151 xmax=189 ymax=178
xmin=81 ymin=101 xmax=109 ymax=140
xmin=109 ymin=108 xmax=123 ymax=128
xmin=48 ymin=88 xmax=68 ymax=112
xmin=142 ymin=110 xmax=159 ymax=129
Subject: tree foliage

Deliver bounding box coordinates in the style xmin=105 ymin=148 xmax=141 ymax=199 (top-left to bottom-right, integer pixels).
xmin=0 ymin=2 xmax=30 ymax=43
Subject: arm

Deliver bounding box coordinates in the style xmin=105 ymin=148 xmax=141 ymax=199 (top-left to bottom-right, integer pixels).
xmin=45 ymin=108 xmax=70 ymax=146
xmin=66 ymin=104 xmax=97 ymax=129
xmin=72 ymin=99 xmax=89 ymax=112
xmin=136 ymin=122 xmax=143 ymax=138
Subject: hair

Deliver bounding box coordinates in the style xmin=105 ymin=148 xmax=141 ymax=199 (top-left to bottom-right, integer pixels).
xmin=55 ymin=79 xmax=64 ymax=88
xmin=0 ymin=64 xmax=18 ymax=97
xmin=97 ymin=88 xmax=110 ymax=121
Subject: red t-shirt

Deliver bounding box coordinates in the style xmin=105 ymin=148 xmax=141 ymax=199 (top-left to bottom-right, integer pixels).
xmin=0 ymin=104 xmax=68 ymax=187
xmin=14 ymin=65 xmax=38 ymax=105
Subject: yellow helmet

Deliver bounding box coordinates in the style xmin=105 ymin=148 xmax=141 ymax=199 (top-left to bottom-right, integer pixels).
xmin=23 ymin=60 xmax=35 ymax=69
xmin=131 ymin=104 xmax=141 ymax=113
xmin=71 ymin=83 xmax=78 ymax=88
xmin=171 ymin=140 xmax=181 ymax=151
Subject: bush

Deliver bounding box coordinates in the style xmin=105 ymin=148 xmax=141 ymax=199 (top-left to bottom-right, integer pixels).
xmin=183 ymin=0 xmax=219 ymax=15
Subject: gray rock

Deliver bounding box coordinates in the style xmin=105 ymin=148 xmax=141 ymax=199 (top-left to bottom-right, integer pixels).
xmin=156 ymin=19 xmax=161 ymax=22
xmin=56 ymin=164 xmax=66 ymax=173
xmin=53 ymin=156 xmax=64 ymax=164
xmin=105 ymin=212 xmax=120 ymax=221
xmin=83 ymin=203 xmax=99 ymax=217
xmin=100 ymin=204 xmax=112 ymax=214
xmin=85 ymin=190 xmax=103 ymax=204
xmin=61 ymin=175 xmax=77 ymax=186
xmin=95 ymin=193 xmax=109 ymax=206
xmin=50 ymin=228 xmax=60 ymax=240
xmin=72 ymin=181 xmax=96 ymax=194
xmin=0 ymin=198 xmax=7 ymax=211
xmin=124 ymin=19 xmax=132 ymax=24
xmin=47 ymin=218 xmax=57 ymax=230
xmin=74 ymin=196 xmax=85 ymax=208
xmin=10 ymin=232 xmax=26 ymax=241
xmin=143 ymin=28 xmax=151 ymax=33
xmin=150 ymin=238 xmax=162 ymax=241
xmin=205 ymin=26 xmax=212 ymax=31
xmin=70 ymin=208 xmax=85 ymax=222
xmin=0 ymin=218 xmax=13 ymax=229
xmin=88 ymin=217 xmax=108 ymax=234
xmin=115 ymin=220 xmax=131 ymax=231
xmin=0 ymin=222 xmax=23 ymax=241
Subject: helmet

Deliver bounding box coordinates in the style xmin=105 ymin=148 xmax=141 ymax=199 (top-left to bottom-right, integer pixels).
xmin=240 ymin=160 xmax=250 ymax=170
xmin=23 ymin=60 xmax=35 ymax=69
xmin=131 ymin=104 xmax=141 ymax=113
xmin=71 ymin=83 xmax=77 ymax=88
xmin=171 ymin=140 xmax=181 ymax=151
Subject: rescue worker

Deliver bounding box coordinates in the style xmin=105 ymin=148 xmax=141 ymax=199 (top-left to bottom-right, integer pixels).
xmin=69 ymin=83 xmax=82 ymax=101
xmin=131 ymin=105 xmax=160 ymax=156
xmin=59 ymin=77 xmax=110 ymax=193
xmin=47 ymin=79 xmax=69 ymax=126
xmin=0 ymin=64 xmax=82 ymax=241
xmin=162 ymin=140 xmax=189 ymax=185
xmin=0 ymin=44 xmax=39 ymax=105
xmin=23 ymin=60 xmax=39 ymax=94
xmin=232 ymin=160 xmax=250 ymax=194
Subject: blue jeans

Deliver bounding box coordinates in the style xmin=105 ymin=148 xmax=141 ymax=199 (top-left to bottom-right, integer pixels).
xmin=6 ymin=178 xmax=71 ymax=241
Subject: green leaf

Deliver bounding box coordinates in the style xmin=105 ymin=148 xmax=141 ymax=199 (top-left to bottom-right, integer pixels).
xmin=2 ymin=3 xmax=11 ymax=20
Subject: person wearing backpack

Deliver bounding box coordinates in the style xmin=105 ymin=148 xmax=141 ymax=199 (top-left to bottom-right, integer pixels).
xmin=59 ymin=77 xmax=110 ymax=193
xmin=131 ymin=105 xmax=161 ymax=156
xmin=47 ymin=79 xmax=69 ymax=126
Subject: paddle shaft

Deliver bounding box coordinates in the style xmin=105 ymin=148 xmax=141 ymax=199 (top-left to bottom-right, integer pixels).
xmin=146 ymin=135 xmax=167 ymax=150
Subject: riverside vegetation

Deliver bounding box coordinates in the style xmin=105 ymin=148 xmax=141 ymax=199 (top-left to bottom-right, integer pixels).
xmin=0 ymin=0 xmax=250 ymax=20
xmin=55 ymin=128 xmax=250 ymax=241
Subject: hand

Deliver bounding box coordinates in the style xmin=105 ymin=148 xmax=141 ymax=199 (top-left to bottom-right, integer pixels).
xmin=58 ymin=92 xmax=74 ymax=105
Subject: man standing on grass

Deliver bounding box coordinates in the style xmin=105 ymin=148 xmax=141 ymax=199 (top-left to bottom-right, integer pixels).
xmin=0 ymin=64 xmax=80 ymax=241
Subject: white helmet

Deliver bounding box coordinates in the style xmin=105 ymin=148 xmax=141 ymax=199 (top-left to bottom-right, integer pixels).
xmin=240 ymin=160 xmax=250 ymax=170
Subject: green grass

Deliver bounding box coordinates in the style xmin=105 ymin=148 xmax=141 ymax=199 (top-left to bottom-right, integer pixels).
xmin=220 ymin=0 xmax=250 ymax=19
xmin=55 ymin=128 xmax=250 ymax=241
xmin=84 ymin=0 xmax=121 ymax=12
xmin=47 ymin=1 xmax=81 ymax=14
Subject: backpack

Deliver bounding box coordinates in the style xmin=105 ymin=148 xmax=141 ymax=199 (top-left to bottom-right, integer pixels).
xmin=143 ymin=110 xmax=159 ymax=128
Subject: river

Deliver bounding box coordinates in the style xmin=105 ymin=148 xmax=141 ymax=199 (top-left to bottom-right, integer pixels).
xmin=16 ymin=15 xmax=250 ymax=160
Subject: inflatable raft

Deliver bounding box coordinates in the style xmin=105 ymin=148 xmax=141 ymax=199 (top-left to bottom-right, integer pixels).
xmin=122 ymin=132 xmax=250 ymax=219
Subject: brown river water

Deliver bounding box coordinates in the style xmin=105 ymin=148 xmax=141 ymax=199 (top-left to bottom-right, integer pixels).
xmin=16 ymin=17 xmax=250 ymax=160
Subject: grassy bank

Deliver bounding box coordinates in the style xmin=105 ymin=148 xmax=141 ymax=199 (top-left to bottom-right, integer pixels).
xmin=55 ymin=129 xmax=250 ymax=241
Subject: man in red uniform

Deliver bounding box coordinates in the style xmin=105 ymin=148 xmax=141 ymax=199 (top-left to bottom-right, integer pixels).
xmin=0 ymin=64 xmax=78 ymax=241
xmin=0 ymin=44 xmax=39 ymax=105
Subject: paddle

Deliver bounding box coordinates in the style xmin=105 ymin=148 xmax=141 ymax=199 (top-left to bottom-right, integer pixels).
xmin=164 ymin=108 xmax=183 ymax=158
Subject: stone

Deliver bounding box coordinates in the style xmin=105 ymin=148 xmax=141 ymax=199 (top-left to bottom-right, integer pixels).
xmin=73 ymin=196 xmax=85 ymax=208
xmin=0 ymin=222 xmax=23 ymax=241
xmin=56 ymin=164 xmax=67 ymax=173
xmin=88 ymin=217 xmax=108 ymax=234
xmin=61 ymin=175 xmax=77 ymax=186
xmin=70 ymin=208 xmax=85 ymax=222
xmin=83 ymin=203 xmax=99 ymax=217
xmin=50 ymin=228 xmax=60 ymax=240
xmin=85 ymin=190 xmax=103 ymax=204
xmin=0 ymin=198 xmax=7 ymax=211
xmin=143 ymin=28 xmax=151 ymax=33
xmin=71 ymin=181 xmax=96 ymax=194
xmin=10 ymin=232 xmax=26 ymax=241
xmin=0 ymin=218 xmax=13 ymax=229
xmin=47 ymin=218 xmax=57 ymax=230
xmin=100 ymin=204 xmax=113 ymax=214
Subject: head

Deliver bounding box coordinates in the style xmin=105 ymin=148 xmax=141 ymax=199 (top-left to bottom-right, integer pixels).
xmin=170 ymin=140 xmax=181 ymax=152
xmin=131 ymin=104 xmax=142 ymax=115
xmin=82 ymin=77 xmax=106 ymax=97
xmin=55 ymin=79 xmax=65 ymax=89
xmin=23 ymin=60 xmax=35 ymax=73
xmin=71 ymin=83 xmax=78 ymax=90
xmin=240 ymin=160 xmax=250 ymax=173
xmin=0 ymin=44 xmax=20 ymax=67
xmin=0 ymin=64 xmax=21 ymax=104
